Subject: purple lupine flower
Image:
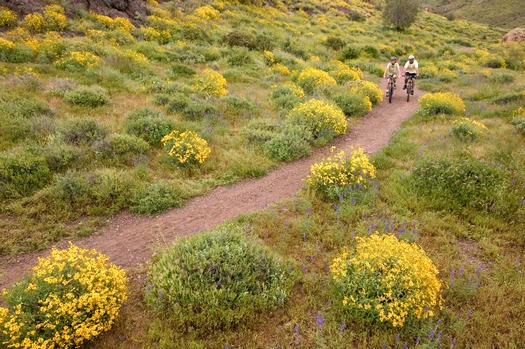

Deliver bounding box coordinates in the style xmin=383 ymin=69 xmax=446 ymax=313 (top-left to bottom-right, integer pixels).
xmin=467 ymin=309 xmax=473 ymax=318
xmin=451 ymin=338 xmax=457 ymax=348
xmin=294 ymin=324 xmax=299 ymax=335
xmin=395 ymin=334 xmax=400 ymax=342
xmin=225 ymin=345 xmax=229 ymax=349
xmin=437 ymin=319 xmax=442 ymax=326
xmin=402 ymin=343 xmax=408 ymax=349
xmin=458 ymin=266 xmax=465 ymax=277
xmin=285 ymin=220 xmax=289 ymax=228
xmin=416 ymin=336 xmax=421 ymax=345
xmin=436 ymin=331 xmax=442 ymax=344
xmin=516 ymin=258 xmax=521 ymax=266
xmin=450 ymin=266 xmax=455 ymax=277
xmin=340 ymin=321 xmax=346 ymax=333
xmin=382 ymin=344 xmax=387 ymax=349
xmin=316 ymin=314 xmax=325 ymax=328
xmin=468 ymin=276 xmax=473 ymax=284
xmin=429 ymin=329 xmax=435 ymax=340
xmin=475 ymin=265 xmax=482 ymax=275
xmin=306 ymin=207 xmax=311 ymax=216
xmin=302 ymin=265 xmax=307 ymax=274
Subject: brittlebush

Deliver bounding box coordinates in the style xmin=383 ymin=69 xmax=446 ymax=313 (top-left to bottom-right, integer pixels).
xmin=162 ymin=130 xmax=211 ymax=166
xmin=0 ymin=244 xmax=127 ymax=348
xmin=419 ymin=92 xmax=466 ymax=116
xmin=306 ymin=146 xmax=375 ymax=199
xmin=331 ymin=233 xmax=443 ymax=327
xmin=286 ymin=99 xmax=346 ymax=141
xmin=193 ymin=69 xmax=228 ymax=97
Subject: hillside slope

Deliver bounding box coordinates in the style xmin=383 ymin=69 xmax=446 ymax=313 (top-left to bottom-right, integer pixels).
xmin=427 ymin=0 xmax=525 ymax=29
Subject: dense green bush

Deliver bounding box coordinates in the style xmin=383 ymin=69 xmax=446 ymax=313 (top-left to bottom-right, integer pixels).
xmin=361 ymin=45 xmax=380 ymax=59
xmin=223 ymin=30 xmax=257 ymax=49
xmin=0 ymin=150 xmax=51 ymax=199
xmin=64 ymin=85 xmax=110 ymax=107
xmin=333 ymin=93 xmax=372 ymax=117
xmin=411 ymin=157 xmax=503 ymax=211
xmin=263 ymin=124 xmax=312 ymax=162
xmin=124 ymin=107 xmax=174 ymax=146
xmin=129 ymin=180 xmax=183 ymax=214
xmin=0 ymin=92 xmax=52 ymax=119
xmin=167 ymin=63 xmax=196 ymax=78
xmin=220 ymin=95 xmax=260 ymax=117
xmin=324 ymin=36 xmax=346 ymax=50
xmin=95 ymin=133 xmax=150 ymax=164
xmin=145 ymin=230 xmax=295 ymax=332
xmin=0 ymin=244 xmax=127 ymax=349
xmin=42 ymin=143 xmax=80 ymax=172
xmin=59 ymin=118 xmax=107 ymax=144
xmin=240 ymin=118 xmax=281 ymax=145
xmin=488 ymin=72 xmax=515 ymax=84
xmin=341 ymin=46 xmax=360 ymax=60
xmin=227 ymin=47 xmax=254 ymax=66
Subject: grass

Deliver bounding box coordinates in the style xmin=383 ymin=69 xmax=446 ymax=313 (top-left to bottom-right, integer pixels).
xmin=1 ymin=0 xmax=525 ymax=347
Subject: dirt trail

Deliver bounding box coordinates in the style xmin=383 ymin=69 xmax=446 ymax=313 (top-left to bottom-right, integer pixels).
xmin=0 ymin=86 xmax=423 ymax=290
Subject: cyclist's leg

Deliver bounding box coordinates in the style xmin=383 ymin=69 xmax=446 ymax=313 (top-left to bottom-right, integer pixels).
xmin=403 ymin=75 xmax=408 ymax=89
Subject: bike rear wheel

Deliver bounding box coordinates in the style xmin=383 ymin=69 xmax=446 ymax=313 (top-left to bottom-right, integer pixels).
xmin=388 ymin=84 xmax=393 ymax=103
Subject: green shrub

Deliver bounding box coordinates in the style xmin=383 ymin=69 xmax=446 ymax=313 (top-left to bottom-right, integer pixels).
xmin=488 ymin=73 xmax=515 ymax=84
xmin=0 ymin=150 xmax=51 ymax=199
xmin=0 ymin=244 xmax=127 ymax=348
xmin=240 ymin=118 xmax=281 ymax=145
xmin=297 ymin=67 xmax=337 ymax=95
xmin=0 ymin=92 xmax=52 ymax=119
xmin=510 ymin=117 xmax=525 ymax=136
xmin=227 ymin=47 xmax=254 ymax=66
xmin=59 ymin=118 xmax=107 ymax=144
xmin=145 ymin=230 xmax=295 ymax=332
xmin=95 ymin=133 xmax=150 ymax=164
xmin=129 ymin=180 xmax=184 ymax=214
xmin=450 ymin=117 xmax=487 ymax=142
xmin=181 ymin=99 xmax=219 ymax=121
xmin=411 ymin=157 xmax=502 ymax=211
xmin=223 ymin=30 xmax=256 ymax=49
xmin=491 ymin=92 xmax=524 ymax=105
xmin=7 ymin=43 xmax=35 ymax=63
xmin=124 ymin=107 xmax=174 ymax=147
xmin=341 ymin=46 xmax=360 ymax=60
xmin=263 ymin=124 xmax=312 ymax=162
xmin=42 ymin=143 xmax=81 ymax=172
xmin=220 ymin=95 xmax=260 ymax=117
xmin=333 ymin=93 xmax=372 ymax=117
xmin=167 ymin=63 xmax=196 ymax=78
xmin=64 ymin=86 xmax=110 ymax=107
xmin=324 ymin=36 xmax=346 ymax=50
xmin=361 ymin=45 xmax=380 ymax=59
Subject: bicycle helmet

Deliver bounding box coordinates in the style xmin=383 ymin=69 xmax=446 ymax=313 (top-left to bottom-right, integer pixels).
xmin=408 ymin=55 xmax=415 ymax=60
xmin=390 ymin=56 xmax=397 ymax=61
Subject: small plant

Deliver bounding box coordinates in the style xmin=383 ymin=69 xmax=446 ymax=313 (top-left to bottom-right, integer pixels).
xmin=331 ymin=233 xmax=443 ymax=327
xmin=324 ymin=36 xmax=346 ymax=50
xmin=145 ymin=230 xmax=295 ymax=332
xmin=64 ymin=85 xmax=110 ymax=107
xmin=510 ymin=117 xmax=525 ymax=136
xmin=54 ymin=51 xmax=100 ymax=71
xmin=124 ymin=108 xmax=174 ymax=147
xmin=272 ymin=82 xmax=306 ymax=99
xmin=329 ymin=62 xmax=362 ymax=84
xmin=0 ymin=244 xmax=127 ymax=348
xmin=129 ymin=180 xmax=183 ymax=214
xmin=419 ymin=92 xmax=466 ymax=116
xmin=341 ymin=46 xmax=360 ymax=60
xmin=263 ymin=123 xmax=313 ymax=162
xmin=286 ymin=99 xmax=347 ymax=143
xmin=59 ymin=118 xmax=107 ymax=144
xmin=297 ymin=67 xmax=337 ymax=94
xmin=349 ymin=80 xmax=383 ymax=105
xmin=450 ymin=117 xmax=487 ymax=141
xmin=193 ymin=5 xmax=220 ymax=20
xmin=333 ymin=93 xmax=372 ymax=117
xmin=0 ymin=150 xmax=51 ymax=199
xmin=192 ymin=69 xmax=227 ymax=97
xmin=419 ymin=65 xmax=439 ymax=79
xmin=162 ymin=130 xmax=211 ymax=166
xmin=306 ymin=146 xmax=376 ymax=199
xmin=96 ymin=133 xmax=150 ymax=164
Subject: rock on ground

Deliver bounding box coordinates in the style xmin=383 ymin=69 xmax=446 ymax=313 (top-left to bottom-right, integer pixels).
xmin=502 ymin=28 xmax=525 ymax=43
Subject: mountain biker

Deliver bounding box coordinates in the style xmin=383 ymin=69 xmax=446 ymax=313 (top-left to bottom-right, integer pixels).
xmin=403 ymin=55 xmax=419 ymax=95
xmin=383 ymin=56 xmax=401 ymax=96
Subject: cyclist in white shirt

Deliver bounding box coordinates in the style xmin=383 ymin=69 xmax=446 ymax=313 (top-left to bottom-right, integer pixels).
xmin=403 ymin=55 xmax=419 ymax=95
xmin=383 ymin=56 xmax=401 ymax=96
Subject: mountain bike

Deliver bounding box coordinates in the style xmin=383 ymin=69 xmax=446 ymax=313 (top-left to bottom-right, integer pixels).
xmin=405 ymin=75 xmax=415 ymax=102
xmin=386 ymin=74 xmax=396 ymax=103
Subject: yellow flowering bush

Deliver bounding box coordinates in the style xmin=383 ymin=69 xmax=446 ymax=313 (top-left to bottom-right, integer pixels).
xmin=512 ymin=107 xmax=525 ymax=117
xmin=350 ymin=80 xmax=383 ymax=105
xmin=297 ymin=67 xmax=337 ymax=94
xmin=419 ymin=92 xmax=466 ymax=116
xmin=450 ymin=117 xmax=487 ymax=141
xmin=193 ymin=5 xmax=220 ymax=20
xmin=306 ymin=147 xmax=375 ymax=198
xmin=328 ymin=60 xmax=362 ymax=83
xmin=0 ymin=244 xmax=128 ymax=348
xmin=54 ymin=51 xmax=100 ymax=71
xmin=22 ymin=13 xmax=46 ymax=33
xmin=331 ymin=233 xmax=443 ymax=327
xmin=263 ymin=50 xmax=275 ymax=65
xmin=438 ymin=68 xmax=458 ymax=82
xmin=0 ymin=37 xmax=15 ymax=59
xmin=272 ymin=82 xmax=305 ymax=99
xmin=43 ymin=4 xmax=67 ymax=32
xmin=193 ymin=69 xmax=228 ymax=97
xmin=0 ymin=6 xmax=17 ymax=28
xmin=287 ymin=99 xmax=346 ymax=142
xmin=270 ymin=63 xmax=290 ymax=75
xmin=88 ymin=12 xmax=134 ymax=32
xmin=419 ymin=65 xmax=439 ymax=79
xmin=162 ymin=130 xmax=211 ymax=166
xmin=139 ymin=26 xmax=172 ymax=44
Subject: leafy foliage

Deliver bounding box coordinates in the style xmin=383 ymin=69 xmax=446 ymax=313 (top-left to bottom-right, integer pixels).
xmin=382 ymin=0 xmax=420 ymax=30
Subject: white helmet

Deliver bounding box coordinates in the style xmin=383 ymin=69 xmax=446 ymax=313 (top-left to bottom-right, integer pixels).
xmin=408 ymin=55 xmax=415 ymax=60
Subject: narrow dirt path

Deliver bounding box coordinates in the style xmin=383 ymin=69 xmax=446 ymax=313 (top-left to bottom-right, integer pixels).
xmin=0 ymin=87 xmax=423 ymax=290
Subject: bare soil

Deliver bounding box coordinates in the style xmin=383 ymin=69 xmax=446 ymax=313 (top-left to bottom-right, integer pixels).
xmin=0 ymin=86 xmax=423 ymax=291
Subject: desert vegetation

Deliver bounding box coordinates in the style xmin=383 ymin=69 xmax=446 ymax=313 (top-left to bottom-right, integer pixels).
xmin=0 ymin=0 xmax=524 ymax=348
